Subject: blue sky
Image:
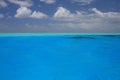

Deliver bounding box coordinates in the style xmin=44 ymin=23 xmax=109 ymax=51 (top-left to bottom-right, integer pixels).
xmin=0 ymin=0 xmax=120 ymax=33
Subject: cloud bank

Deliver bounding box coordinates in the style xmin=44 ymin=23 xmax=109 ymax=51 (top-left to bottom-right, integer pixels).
xmin=0 ymin=0 xmax=120 ymax=33
xmin=11 ymin=6 xmax=120 ymax=32
xmin=51 ymin=7 xmax=120 ymax=32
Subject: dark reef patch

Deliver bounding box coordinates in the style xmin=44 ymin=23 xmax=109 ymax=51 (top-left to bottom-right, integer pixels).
xmin=102 ymin=35 xmax=120 ymax=38
xmin=69 ymin=36 xmax=96 ymax=40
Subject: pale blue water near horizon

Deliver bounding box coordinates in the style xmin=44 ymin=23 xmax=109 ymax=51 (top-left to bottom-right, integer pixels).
xmin=0 ymin=35 xmax=120 ymax=80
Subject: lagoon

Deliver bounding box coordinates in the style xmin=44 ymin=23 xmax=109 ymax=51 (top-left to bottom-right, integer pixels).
xmin=0 ymin=35 xmax=120 ymax=80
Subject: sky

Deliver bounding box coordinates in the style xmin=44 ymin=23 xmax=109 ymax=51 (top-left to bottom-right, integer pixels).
xmin=0 ymin=0 xmax=120 ymax=33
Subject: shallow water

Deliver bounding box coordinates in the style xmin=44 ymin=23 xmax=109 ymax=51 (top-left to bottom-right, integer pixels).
xmin=0 ymin=35 xmax=120 ymax=80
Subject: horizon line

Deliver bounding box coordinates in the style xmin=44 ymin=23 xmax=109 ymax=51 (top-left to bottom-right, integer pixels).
xmin=0 ymin=33 xmax=120 ymax=36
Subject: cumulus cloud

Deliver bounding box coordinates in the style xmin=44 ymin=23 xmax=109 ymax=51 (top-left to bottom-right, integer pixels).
xmin=0 ymin=0 xmax=7 ymax=7
xmin=54 ymin=7 xmax=74 ymax=18
xmin=30 ymin=11 xmax=48 ymax=19
xmin=91 ymin=8 xmax=104 ymax=17
xmin=15 ymin=7 xmax=32 ymax=18
xmin=72 ymin=0 xmax=94 ymax=5
xmin=40 ymin=0 xmax=56 ymax=4
xmin=53 ymin=7 xmax=86 ymax=21
xmin=15 ymin=7 xmax=48 ymax=19
xmin=8 ymin=0 xmax=33 ymax=7
xmin=0 ymin=13 xmax=4 ymax=18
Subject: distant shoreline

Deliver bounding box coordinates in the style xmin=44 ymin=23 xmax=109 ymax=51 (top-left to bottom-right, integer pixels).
xmin=0 ymin=33 xmax=120 ymax=36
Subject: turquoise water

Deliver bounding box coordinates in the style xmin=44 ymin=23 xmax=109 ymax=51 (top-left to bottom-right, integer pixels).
xmin=0 ymin=35 xmax=120 ymax=80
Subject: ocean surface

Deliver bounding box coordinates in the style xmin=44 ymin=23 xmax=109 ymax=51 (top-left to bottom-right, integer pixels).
xmin=0 ymin=35 xmax=120 ymax=80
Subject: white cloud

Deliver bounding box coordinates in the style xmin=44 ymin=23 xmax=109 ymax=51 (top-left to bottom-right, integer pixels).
xmin=15 ymin=7 xmax=48 ymax=19
xmin=30 ymin=11 xmax=48 ymax=19
xmin=40 ymin=0 xmax=56 ymax=4
xmin=54 ymin=7 xmax=120 ymax=21
xmin=15 ymin=7 xmax=32 ymax=18
xmin=92 ymin=8 xmax=104 ymax=17
xmin=92 ymin=8 xmax=120 ymax=18
xmin=53 ymin=7 xmax=88 ymax=21
xmin=8 ymin=0 xmax=33 ymax=7
xmin=54 ymin=7 xmax=74 ymax=18
xmin=72 ymin=0 xmax=94 ymax=5
xmin=0 ymin=13 xmax=4 ymax=18
xmin=0 ymin=0 xmax=7 ymax=7
xmin=52 ymin=7 xmax=120 ymax=32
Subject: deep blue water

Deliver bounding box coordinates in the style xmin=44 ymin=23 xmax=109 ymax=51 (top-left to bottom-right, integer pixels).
xmin=0 ymin=35 xmax=120 ymax=80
